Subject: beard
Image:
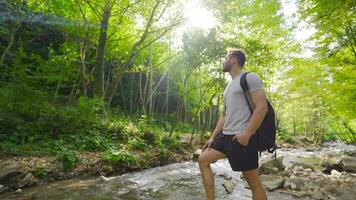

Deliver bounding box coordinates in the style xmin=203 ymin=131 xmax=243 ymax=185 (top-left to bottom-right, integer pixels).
xmin=222 ymin=61 xmax=232 ymax=72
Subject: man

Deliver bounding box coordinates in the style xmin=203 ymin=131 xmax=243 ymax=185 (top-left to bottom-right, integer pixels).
xmin=198 ymin=49 xmax=268 ymax=200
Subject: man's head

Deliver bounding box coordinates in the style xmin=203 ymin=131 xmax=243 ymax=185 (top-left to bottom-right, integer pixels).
xmin=222 ymin=48 xmax=246 ymax=72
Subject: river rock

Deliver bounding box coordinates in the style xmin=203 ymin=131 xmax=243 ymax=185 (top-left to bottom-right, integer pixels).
xmin=17 ymin=173 xmax=35 ymax=188
xmin=222 ymin=178 xmax=235 ymax=193
xmin=260 ymin=174 xmax=285 ymax=191
xmin=330 ymin=169 xmax=341 ymax=178
xmin=344 ymin=150 xmax=356 ymax=157
xmin=0 ymin=161 xmax=22 ymax=184
xmin=340 ymin=155 xmax=356 ymax=172
xmin=295 ymin=136 xmax=312 ymax=145
xmin=283 ymin=176 xmax=306 ymax=190
xmin=287 ymin=161 xmax=315 ymax=172
xmin=284 ymin=181 xmax=297 ymax=190
xmin=0 ymin=184 xmax=9 ymax=194
xmin=310 ymin=189 xmax=324 ymax=200
xmin=321 ymin=155 xmax=343 ymax=174
xmin=259 ymin=156 xmax=285 ymax=175
xmin=193 ymin=149 xmax=202 ymax=161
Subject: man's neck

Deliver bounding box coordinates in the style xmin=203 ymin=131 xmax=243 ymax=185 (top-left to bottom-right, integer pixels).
xmin=229 ymin=66 xmax=243 ymax=79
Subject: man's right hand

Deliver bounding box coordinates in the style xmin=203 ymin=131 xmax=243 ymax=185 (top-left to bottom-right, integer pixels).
xmin=202 ymin=137 xmax=215 ymax=152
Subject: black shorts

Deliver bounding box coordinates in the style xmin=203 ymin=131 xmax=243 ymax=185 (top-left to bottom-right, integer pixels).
xmin=210 ymin=132 xmax=258 ymax=171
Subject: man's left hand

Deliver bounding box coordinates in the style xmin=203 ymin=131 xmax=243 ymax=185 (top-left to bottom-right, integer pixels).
xmin=232 ymin=133 xmax=252 ymax=146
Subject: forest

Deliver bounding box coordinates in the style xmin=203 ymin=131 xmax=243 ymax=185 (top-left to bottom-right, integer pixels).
xmin=0 ymin=0 xmax=355 ymax=175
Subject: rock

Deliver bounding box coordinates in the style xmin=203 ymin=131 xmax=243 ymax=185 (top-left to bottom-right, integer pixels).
xmin=340 ymin=155 xmax=356 ymax=172
xmin=284 ymin=180 xmax=297 ymax=190
xmin=295 ymin=136 xmax=312 ymax=144
xmin=192 ymin=149 xmax=202 ymax=161
xmin=321 ymin=155 xmax=343 ymax=174
xmin=293 ymin=190 xmax=308 ymax=198
xmin=305 ymin=147 xmax=316 ymax=151
xmin=222 ymin=178 xmax=235 ymax=193
xmin=330 ymin=169 xmax=341 ymax=177
xmin=17 ymin=173 xmax=35 ymax=188
xmin=259 ymin=156 xmax=285 ymax=175
xmin=218 ymin=174 xmax=232 ymax=180
xmin=99 ymin=175 xmax=114 ymax=182
xmin=15 ymin=188 xmax=22 ymax=193
xmin=310 ymin=189 xmax=324 ymax=200
xmin=288 ymin=161 xmax=315 ymax=172
xmin=260 ymin=174 xmax=285 ymax=191
xmin=0 ymin=161 xmax=21 ymax=183
xmin=344 ymin=150 xmax=356 ymax=157
xmin=0 ymin=184 xmax=9 ymax=194
xmin=284 ymin=176 xmax=306 ymax=190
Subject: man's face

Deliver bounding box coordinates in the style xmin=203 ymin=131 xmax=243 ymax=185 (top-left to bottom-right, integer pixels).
xmin=221 ymin=53 xmax=236 ymax=72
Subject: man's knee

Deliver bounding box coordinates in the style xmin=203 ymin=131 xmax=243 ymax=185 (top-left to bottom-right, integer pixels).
xmin=197 ymin=154 xmax=209 ymax=166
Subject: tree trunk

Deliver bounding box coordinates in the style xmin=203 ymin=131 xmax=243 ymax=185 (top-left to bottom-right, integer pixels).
xmin=165 ymin=76 xmax=169 ymax=124
xmin=94 ymin=0 xmax=111 ymax=97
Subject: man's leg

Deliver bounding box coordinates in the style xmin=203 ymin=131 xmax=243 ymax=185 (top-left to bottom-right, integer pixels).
xmin=242 ymin=168 xmax=267 ymax=200
xmin=198 ymin=148 xmax=226 ymax=200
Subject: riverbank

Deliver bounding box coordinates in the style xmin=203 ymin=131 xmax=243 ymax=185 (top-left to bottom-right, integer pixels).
xmin=0 ymin=135 xmax=200 ymax=195
xmin=1 ymin=141 xmax=355 ymax=200
xmin=1 ymin=136 xmax=354 ymax=198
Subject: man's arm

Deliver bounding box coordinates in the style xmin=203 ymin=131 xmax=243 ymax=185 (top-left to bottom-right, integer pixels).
xmin=232 ymin=89 xmax=268 ymax=145
xmin=209 ymin=109 xmax=225 ymax=139
xmin=202 ymin=109 xmax=225 ymax=151
xmin=243 ymin=90 xmax=268 ymax=136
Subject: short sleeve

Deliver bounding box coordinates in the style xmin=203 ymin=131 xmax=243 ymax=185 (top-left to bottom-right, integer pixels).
xmin=246 ymin=72 xmax=264 ymax=92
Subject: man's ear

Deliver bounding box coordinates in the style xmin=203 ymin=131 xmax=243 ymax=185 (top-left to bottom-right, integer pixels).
xmin=231 ymin=57 xmax=238 ymax=65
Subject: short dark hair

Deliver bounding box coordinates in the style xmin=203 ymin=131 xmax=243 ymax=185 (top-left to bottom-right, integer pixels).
xmin=229 ymin=48 xmax=246 ymax=67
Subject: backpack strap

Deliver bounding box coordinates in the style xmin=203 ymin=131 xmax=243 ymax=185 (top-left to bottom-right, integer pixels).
xmin=241 ymin=72 xmax=261 ymax=158
xmin=240 ymin=72 xmax=253 ymax=114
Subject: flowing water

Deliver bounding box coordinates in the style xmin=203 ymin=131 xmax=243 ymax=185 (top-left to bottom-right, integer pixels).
xmin=2 ymin=142 xmax=355 ymax=200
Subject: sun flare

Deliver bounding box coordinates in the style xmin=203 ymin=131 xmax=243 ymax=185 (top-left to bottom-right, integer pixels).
xmin=184 ymin=0 xmax=216 ymax=30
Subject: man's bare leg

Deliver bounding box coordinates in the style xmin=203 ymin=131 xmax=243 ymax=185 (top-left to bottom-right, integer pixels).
xmin=198 ymin=148 xmax=226 ymax=200
xmin=242 ymin=168 xmax=267 ymax=200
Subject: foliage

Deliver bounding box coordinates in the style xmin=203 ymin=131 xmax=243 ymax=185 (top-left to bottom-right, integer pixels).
xmin=101 ymin=148 xmax=138 ymax=165
xmin=0 ymin=0 xmax=355 ymax=163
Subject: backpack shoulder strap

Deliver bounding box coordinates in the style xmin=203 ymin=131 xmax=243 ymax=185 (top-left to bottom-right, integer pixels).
xmin=240 ymin=72 xmax=253 ymax=113
xmin=240 ymin=72 xmax=250 ymax=91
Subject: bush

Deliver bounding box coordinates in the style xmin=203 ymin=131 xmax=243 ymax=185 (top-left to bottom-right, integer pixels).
xmin=128 ymin=138 xmax=148 ymax=151
xmin=142 ymin=131 xmax=156 ymax=145
xmin=101 ymin=149 xmax=138 ymax=165
xmin=57 ymin=149 xmax=78 ymax=171
xmin=277 ymin=126 xmax=294 ymax=144
xmin=160 ymin=135 xmax=178 ymax=149
xmin=322 ymin=132 xmax=337 ymax=142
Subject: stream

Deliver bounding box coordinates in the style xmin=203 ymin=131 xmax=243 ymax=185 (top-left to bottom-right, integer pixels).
xmin=2 ymin=142 xmax=355 ymax=200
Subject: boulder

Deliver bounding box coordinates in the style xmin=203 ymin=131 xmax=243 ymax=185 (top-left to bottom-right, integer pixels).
xmin=0 ymin=184 xmax=9 ymax=194
xmin=287 ymin=161 xmax=315 ymax=172
xmin=0 ymin=161 xmax=21 ymax=183
xmin=222 ymin=178 xmax=235 ymax=193
xmin=17 ymin=173 xmax=36 ymax=188
xmin=259 ymin=156 xmax=285 ymax=175
xmin=344 ymin=150 xmax=356 ymax=157
xmin=283 ymin=176 xmax=307 ymax=191
xmin=260 ymin=174 xmax=285 ymax=191
xmin=321 ymin=155 xmax=343 ymax=174
xmin=340 ymin=155 xmax=356 ymax=172
xmin=310 ymin=190 xmax=325 ymax=200
xmin=330 ymin=169 xmax=341 ymax=178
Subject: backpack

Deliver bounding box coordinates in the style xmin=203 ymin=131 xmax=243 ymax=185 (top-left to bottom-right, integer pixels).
xmin=240 ymin=72 xmax=277 ymax=159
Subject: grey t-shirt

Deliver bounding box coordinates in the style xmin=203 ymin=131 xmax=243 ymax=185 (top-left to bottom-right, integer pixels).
xmin=223 ymin=72 xmax=264 ymax=135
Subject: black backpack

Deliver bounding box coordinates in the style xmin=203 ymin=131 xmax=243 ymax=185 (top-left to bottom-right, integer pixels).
xmin=240 ymin=72 xmax=277 ymax=159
